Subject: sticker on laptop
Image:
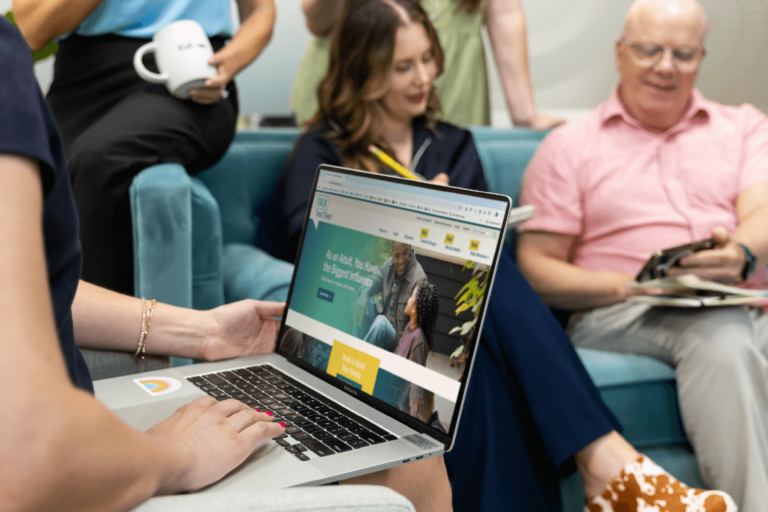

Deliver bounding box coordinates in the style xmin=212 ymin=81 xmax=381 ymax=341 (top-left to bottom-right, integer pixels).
xmin=133 ymin=376 xmax=182 ymax=396
xmin=402 ymin=434 xmax=440 ymax=451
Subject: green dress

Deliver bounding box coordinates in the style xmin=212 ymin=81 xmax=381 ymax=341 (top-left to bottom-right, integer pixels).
xmin=290 ymin=0 xmax=490 ymax=127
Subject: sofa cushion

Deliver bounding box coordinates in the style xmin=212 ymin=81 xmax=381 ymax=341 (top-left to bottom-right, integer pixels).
xmin=577 ymin=348 xmax=687 ymax=447
xmin=223 ymin=243 xmax=294 ymax=304
xmin=198 ymin=130 xmax=301 ymax=246
xmin=468 ymin=127 xmax=549 ymax=253
xmin=468 ymin=126 xmax=549 ymax=202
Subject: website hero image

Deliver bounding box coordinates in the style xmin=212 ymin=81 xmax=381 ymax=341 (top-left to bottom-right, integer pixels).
xmin=281 ymin=173 xmax=501 ymax=435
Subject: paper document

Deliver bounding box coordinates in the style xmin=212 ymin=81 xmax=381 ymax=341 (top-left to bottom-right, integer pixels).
xmin=627 ymin=274 xmax=768 ymax=307
xmin=507 ymin=205 xmax=536 ymax=230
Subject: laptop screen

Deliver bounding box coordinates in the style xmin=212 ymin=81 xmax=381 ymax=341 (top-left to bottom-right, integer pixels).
xmin=277 ymin=166 xmax=509 ymax=445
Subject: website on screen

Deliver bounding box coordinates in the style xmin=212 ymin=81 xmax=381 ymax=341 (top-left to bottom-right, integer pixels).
xmin=279 ymin=170 xmax=506 ymax=434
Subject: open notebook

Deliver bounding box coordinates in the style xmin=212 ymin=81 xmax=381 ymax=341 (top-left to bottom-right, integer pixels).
xmin=507 ymin=205 xmax=536 ymax=230
xmin=628 ymin=274 xmax=768 ymax=307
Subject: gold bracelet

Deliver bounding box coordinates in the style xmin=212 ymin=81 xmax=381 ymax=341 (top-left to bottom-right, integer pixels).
xmin=136 ymin=299 xmax=157 ymax=360
xmin=134 ymin=298 xmax=148 ymax=357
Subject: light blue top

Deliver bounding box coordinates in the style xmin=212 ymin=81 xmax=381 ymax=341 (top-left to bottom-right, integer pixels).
xmin=75 ymin=0 xmax=233 ymax=38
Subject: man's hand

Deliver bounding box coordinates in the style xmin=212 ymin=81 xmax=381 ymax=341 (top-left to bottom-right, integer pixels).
xmin=199 ymin=300 xmax=284 ymax=361
xmin=147 ymin=397 xmax=284 ymax=493
xmin=669 ymin=227 xmax=746 ymax=284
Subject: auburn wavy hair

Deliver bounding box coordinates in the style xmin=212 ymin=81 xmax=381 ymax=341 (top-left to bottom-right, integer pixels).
xmin=308 ymin=0 xmax=445 ymax=172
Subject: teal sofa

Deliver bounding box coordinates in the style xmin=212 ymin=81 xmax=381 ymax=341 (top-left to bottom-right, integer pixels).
xmin=128 ymin=128 xmax=703 ymax=510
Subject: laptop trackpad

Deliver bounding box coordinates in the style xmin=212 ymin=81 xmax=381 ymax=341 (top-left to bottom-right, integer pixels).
xmin=110 ymin=398 xmax=326 ymax=489
xmin=111 ymin=396 xmax=196 ymax=432
xmin=201 ymin=441 xmax=326 ymax=492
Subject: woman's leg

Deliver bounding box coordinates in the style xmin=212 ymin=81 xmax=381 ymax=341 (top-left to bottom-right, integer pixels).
xmin=575 ymin=431 xmax=639 ymax=499
xmin=64 ymin=85 xmax=237 ymax=295
xmin=445 ymin=251 xmax=621 ymax=511
xmin=342 ymin=456 xmax=453 ymax=512
xmin=48 ymin=36 xmax=238 ymax=296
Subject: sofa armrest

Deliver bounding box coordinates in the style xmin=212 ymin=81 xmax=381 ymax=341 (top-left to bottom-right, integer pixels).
xmin=190 ymin=177 xmax=225 ymax=311
xmin=84 ymin=163 xmax=195 ymax=379
xmin=131 ymin=163 xmax=194 ymax=308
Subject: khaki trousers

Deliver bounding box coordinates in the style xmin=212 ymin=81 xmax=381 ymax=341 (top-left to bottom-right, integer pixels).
xmin=570 ymin=303 xmax=768 ymax=511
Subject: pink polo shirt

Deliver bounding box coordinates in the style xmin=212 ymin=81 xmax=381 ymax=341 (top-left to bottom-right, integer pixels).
xmin=519 ymin=89 xmax=768 ymax=286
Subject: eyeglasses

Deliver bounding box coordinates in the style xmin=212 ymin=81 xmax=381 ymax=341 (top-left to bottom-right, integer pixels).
xmin=620 ymin=38 xmax=706 ymax=72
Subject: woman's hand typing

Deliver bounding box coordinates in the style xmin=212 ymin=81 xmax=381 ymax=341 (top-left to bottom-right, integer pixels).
xmin=147 ymin=397 xmax=285 ymax=493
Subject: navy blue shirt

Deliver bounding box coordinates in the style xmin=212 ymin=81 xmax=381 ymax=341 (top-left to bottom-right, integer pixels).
xmin=0 ymin=20 xmax=93 ymax=392
xmin=255 ymin=118 xmax=488 ymax=263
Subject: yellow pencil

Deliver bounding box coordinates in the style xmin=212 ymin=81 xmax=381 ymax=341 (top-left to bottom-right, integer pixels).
xmin=368 ymin=145 xmax=424 ymax=181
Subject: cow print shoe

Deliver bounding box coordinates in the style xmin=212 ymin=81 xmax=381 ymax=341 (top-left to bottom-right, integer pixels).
xmin=586 ymin=455 xmax=737 ymax=512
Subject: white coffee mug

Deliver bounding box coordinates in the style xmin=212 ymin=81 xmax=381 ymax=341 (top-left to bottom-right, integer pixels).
xmin=133 ymin=20 xmax=217 ymax=99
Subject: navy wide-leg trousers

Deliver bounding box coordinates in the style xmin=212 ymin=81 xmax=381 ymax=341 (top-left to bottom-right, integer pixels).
xmin=445 ymin=251 xmax=620 ymax=511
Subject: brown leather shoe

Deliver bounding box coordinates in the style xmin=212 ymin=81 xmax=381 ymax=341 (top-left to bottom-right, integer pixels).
xmin=585 ymin=454 xmax=737 ymax=512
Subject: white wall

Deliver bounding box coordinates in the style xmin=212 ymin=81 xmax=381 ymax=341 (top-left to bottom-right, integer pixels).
xmin=235 ymin=0 xmax=768 ymax=123
xmin=233 ymin=0 xmax=312 ymax=116
xmin=487 ymin=0 xmax=768 ymax=125
xmin=5 ymin=0 xmax=767 ymax=123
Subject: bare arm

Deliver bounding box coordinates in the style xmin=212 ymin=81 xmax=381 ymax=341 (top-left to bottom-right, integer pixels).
xmin=301 ymin=0 xmax=345 ymax=37
xmin=0 ymin=156 xmax=282 ymax=510
xmin=73 ymin=280 xmax=284 ymax=361
xmin=516 ymin=231 xmax=634 ymax=310
xmin=191 ymin=0 xmax=276 ymax=104
xmin=485 ymin=0 xmax=564 ymax=130
xmin=12 ymin=0 xmax=103 ymax=51
xmin=73 ymin=281 xmax=209 ymax=358
xmin=0 ymin=156 xmax=183 ymax=510
xmin=227 ymin=0 xmax=276 ymax=75
xmin=734 ymin=183 xmax=768 ymax=268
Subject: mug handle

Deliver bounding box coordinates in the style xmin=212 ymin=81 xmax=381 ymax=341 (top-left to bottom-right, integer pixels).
xmin=133 ymin=42 xmax=168 ymax=83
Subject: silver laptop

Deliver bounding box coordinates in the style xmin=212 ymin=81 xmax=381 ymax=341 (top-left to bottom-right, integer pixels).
xmin=95 ymin=165 xmax=512 ymax=492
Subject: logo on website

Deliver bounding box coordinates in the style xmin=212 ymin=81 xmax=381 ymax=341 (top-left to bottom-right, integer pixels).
xmin=444 ymin=234 xmax=454 ymax=245
xmin=315 ymin=195 xmax=333 ymax=220
xmin=420 ymin=228 xmax=429 ymax=239
xmin=469 ymin=239 xmax=480 ymax=251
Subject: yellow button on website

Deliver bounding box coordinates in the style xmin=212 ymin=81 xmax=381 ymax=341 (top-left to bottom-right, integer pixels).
xmin=326 ymin=340 xmax=381 ymax=394
xmin=420 ymin=228 xmax=429 ymax=239
xmin=444 ymin=234 xmax=454 ymax=245
xmin=469 ymin=239 xmax=480 ymax=251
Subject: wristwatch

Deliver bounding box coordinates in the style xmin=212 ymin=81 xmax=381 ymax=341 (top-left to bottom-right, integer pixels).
xmin=737 ymin=243 xmax=757 ymax=281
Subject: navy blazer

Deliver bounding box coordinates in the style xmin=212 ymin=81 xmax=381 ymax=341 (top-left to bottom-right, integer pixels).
xmin=255 ymin=117 xmax=488 ymax=263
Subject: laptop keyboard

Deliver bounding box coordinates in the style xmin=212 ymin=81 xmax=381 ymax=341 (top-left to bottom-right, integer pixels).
xmin=186 ymin=365 xmax=398 ymax=462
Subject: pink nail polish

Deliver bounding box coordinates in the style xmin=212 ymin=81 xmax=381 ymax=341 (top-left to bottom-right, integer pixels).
xmin=266 ymin=411 xmax=273 ymax=417
xmin=254 ymin=409 xmax=261 ymax=412
xmin=279 ymin=422 xmax=286 ymax=428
